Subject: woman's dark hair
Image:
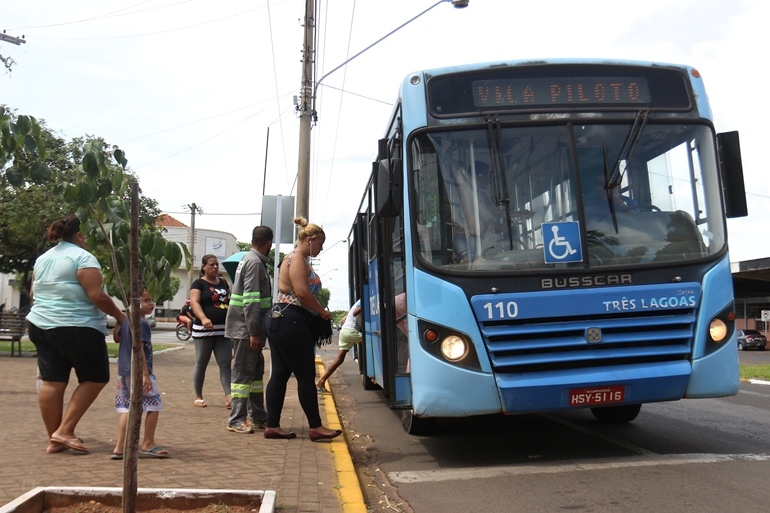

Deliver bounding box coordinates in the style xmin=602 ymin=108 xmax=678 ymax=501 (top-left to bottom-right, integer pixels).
xmin=47 ymin=214 xmax=81 ymax=243
xmin=200 ymin=254 xmax=217 ymax=277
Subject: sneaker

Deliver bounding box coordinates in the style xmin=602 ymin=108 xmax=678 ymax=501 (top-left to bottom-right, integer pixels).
xmin=227 ymin=423 xmax=253 ymax=434
xmin=247 ymin=420 xmax=267 ymax=430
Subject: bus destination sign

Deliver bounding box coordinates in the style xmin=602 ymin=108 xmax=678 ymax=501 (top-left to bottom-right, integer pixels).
xmin=471 ymin=77 xmax=652 ymax=108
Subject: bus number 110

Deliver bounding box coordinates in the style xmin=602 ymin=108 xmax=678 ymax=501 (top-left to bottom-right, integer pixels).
xmin=483 ymin=301 xmax=519 ymax=319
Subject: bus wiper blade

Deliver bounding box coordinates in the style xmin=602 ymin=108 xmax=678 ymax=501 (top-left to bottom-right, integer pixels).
xmin=603 ymin=142 xmax=619 ymax=234
xmin=607 ymin=109 xmax=650 ymax=190
xmin=484 ymin=115 xmax=515 ymax=251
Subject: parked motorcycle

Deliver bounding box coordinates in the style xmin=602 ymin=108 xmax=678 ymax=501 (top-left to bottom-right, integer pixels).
xmin=175 ymin=315 xmax=192 ymax=341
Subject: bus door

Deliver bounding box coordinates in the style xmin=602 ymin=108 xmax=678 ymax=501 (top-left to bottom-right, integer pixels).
xmin=380 ymin=213 xmax=411 ymax=408
xmin=353 ymin=212 xmax=410 ymax=407
xmin=374 ymin=140 xmax=412 ymax=408
xmin=350 ymin=200 xmax=385 ymax=391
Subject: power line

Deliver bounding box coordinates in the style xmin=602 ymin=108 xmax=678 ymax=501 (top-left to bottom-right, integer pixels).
xmin=163 ymin=210 xmax=263 ymax=217
xmin=8 ymin=3 xmax=282 ymax=41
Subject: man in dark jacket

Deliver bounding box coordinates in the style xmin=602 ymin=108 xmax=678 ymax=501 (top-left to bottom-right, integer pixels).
xmin=225 ymin=225 xmax=274 ymax=433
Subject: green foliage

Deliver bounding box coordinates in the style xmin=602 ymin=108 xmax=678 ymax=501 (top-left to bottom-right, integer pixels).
xmin=1 ymin=106 xmax=50 ymax=187
xmin=265 ymin=249 xmax=285 ymax=277
xmin=67 ymin=140 xmax=189 ymax=306
xmin=314 ymin=287 xmax=330 ymax=309
xmin=1 ymin=105 xmax=189 ymax=307
xmin=331 ymin=310 xmax=348 ymax=324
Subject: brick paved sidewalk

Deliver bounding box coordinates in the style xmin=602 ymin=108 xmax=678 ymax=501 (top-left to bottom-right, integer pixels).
xmin=0 ymin=344 xmax=359 ymax=512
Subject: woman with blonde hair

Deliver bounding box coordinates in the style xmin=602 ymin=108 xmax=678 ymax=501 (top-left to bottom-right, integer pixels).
xmin=263 ymin=218 xmax=341 ymax=441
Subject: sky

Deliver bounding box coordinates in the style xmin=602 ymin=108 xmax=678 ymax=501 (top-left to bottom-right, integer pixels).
xmin=2 ymin=0 xmax=767 ymax=310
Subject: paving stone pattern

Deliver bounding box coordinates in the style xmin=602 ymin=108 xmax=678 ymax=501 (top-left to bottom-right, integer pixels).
xmin=0 ymin=345 xmax=344 ymax=512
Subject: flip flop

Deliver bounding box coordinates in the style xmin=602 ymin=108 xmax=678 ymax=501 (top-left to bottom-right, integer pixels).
xmin=50 ymin=434 xmax=89 ymax=453
xmin=110 ymin=453 xmax=123 ymax=460
xmin=193 ymin=399 xmax=207 ymax=407
xmin=316 ymin=386 xmax=328 ymax=394
xmin=139 ymin=447 xmax=170 ymax=458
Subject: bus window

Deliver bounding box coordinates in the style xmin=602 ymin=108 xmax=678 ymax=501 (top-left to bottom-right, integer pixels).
xmin=410 ymin=123 xmax=725 ymax=272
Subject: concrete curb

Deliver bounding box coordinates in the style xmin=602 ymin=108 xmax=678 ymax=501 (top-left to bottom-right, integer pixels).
xmin=315 ymin=357 xmax=368 ymax=513
xmin=740 ymin=378 xmax=770 ymax=386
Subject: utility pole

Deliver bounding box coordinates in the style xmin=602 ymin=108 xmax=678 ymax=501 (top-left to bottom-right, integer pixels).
xmin=0 ymin=32 xmax=26 ymax=45
xmin=187 ymin=203 xmax=202 ymax=294
xmin=1 ymin=31 xmax=26 ymax=73
xmin=293 ymin=1 xmax=467 ymax=222
xmin=295 ymin=0 xmax=315 ymax=220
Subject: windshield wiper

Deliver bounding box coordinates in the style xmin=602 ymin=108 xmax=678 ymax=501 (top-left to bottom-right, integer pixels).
xmin=602 ymin=142 xmax=620 ymax=233
xmin=607 ymin=109 xmax=650 ymax=190
xmin=484 ymin=115 xmax=515 ymax=251
xmin=603 ymin=109 xmax=650 ymax=233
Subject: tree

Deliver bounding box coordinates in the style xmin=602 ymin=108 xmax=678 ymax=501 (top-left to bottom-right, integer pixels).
xmin=4 ymin=105 xmax=189 ymax=512
xmin=1 ymin=107 xmax=182 ymax=304
xmin=1 ymin=105 xmax=51 ymax=185
xmin=64 ymin=139 xmax=188 ymax=305
xmin=315 ymin=288 xmax=330 ymax=309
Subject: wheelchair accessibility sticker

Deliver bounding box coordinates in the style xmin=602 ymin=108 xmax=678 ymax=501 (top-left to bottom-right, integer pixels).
xmin=543 ymin=222 xmax=582 ymax=264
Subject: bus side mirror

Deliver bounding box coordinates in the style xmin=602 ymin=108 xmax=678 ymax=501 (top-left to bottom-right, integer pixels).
xmin=717 ymin=131 xmax=748 ymax=218
xmin=375 ymin=158 xmax=403 ymax=217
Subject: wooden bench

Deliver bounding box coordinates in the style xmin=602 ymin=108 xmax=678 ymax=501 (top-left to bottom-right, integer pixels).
xmin=0 ymin=312 xmax=28 ymax=357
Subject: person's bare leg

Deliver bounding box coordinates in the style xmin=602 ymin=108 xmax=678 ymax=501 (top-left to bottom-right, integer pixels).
xmin=316 ymin=350 xmax=348 ymax=389
xmin=39 ymin=381 xmax=67 ymax=453
xmin=113 ymin=413 xmax=128 ymax=456
xmin=140 ymin=412 xmax=169 ymax=455
xmin=141 ymin=411 xmax=158 ymax=451
xmin=50 ymin=381 xmax=107 ymax=443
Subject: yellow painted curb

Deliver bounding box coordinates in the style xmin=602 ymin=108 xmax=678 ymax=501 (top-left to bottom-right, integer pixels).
xmin=316 ymin=358 xmax=368 ymax=513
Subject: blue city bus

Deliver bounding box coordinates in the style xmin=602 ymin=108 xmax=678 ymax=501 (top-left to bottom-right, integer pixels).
xmin=348 ymin=59 xmax=747 ymax=434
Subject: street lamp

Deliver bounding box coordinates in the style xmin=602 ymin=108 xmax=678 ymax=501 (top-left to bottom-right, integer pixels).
xmin=295 ymin=0 xmax=469 ymax=219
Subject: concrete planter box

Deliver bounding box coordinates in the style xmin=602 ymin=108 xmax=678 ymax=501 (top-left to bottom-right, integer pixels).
xmin=0 ymin=486 xmax=276 ymax=513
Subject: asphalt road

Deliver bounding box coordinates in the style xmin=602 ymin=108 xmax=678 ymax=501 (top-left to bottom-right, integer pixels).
xmin=325 ymin=346 xmax=770 ymax=513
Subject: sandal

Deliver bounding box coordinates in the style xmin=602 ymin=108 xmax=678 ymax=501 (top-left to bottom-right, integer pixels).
xmin=194 ymin=399 xmax=207 ymax=408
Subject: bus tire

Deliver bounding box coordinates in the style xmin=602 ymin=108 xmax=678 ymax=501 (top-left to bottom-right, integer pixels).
xmin=590 ymin=404 xmax=642 ymax=423
xmin=400 ymin=409 xmax=437 ymax=435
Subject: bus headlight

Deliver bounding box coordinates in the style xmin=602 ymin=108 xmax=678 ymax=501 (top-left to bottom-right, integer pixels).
xmin=440 ymin=335 xmax=469 ymax=361
xmin=709 ymin=318 xmax=728 ymax=343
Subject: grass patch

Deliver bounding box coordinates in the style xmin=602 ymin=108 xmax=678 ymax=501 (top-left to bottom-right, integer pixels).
xmin=739 ymin=364 xmax=770 ymax=381
xmin=1 ymin=340 xmax=178 ymax=357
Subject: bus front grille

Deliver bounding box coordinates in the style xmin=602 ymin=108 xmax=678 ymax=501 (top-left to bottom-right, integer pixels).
xmin=480 ymin=309 xmax=696 ymax=374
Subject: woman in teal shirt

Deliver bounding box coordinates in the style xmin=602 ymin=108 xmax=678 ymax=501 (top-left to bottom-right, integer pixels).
xmin=27 ymin=214 xmax=126 ymax=454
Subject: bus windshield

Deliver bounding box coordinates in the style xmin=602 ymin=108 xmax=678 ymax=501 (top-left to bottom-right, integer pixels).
xmin=410 ymin=122 xmax=725 ymax=271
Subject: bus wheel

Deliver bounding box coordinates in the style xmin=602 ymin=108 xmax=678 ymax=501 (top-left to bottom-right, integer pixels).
xmin=590 ymin=404 xmax=642 ymax=423
xmin=400 ymin=409 xmax=437 ymax=435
